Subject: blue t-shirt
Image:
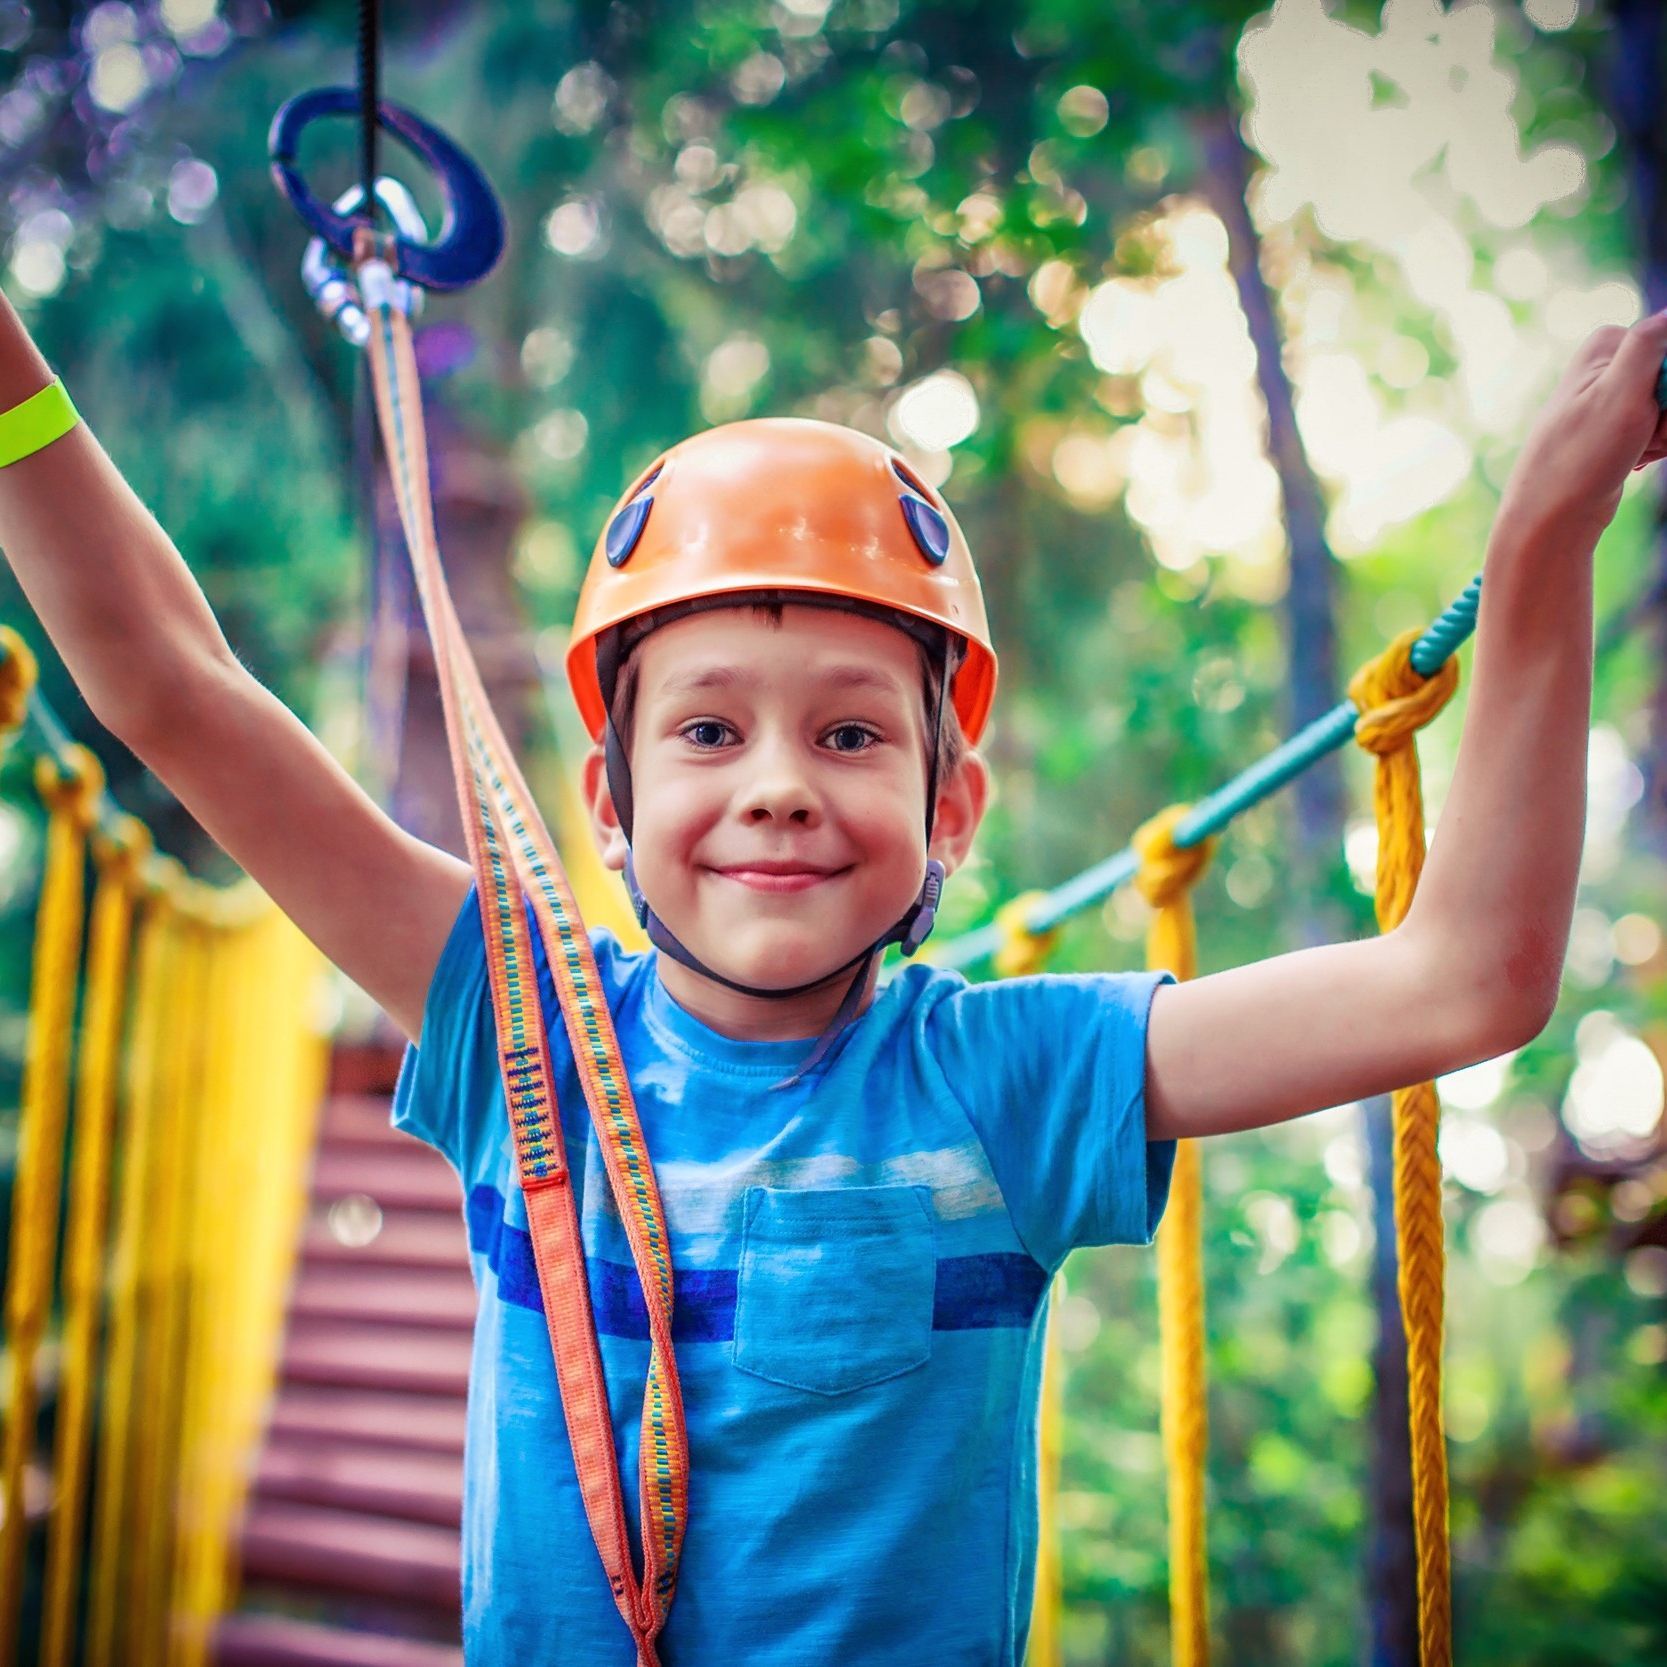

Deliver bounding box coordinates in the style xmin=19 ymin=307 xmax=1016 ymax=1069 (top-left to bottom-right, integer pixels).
xmin=393 ymin=884 xmax=1174 ymax=1665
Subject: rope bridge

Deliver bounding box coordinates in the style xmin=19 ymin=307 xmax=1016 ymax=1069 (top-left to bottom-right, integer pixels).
xmin=0 ymin=627 xmax=326 ymax=1667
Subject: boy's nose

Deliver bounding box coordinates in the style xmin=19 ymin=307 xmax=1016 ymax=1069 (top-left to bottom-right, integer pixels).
xmin=742 ymin=741 xmax=821 ymax=825
xmin=744 ymin=781 xmax=819 ymax=825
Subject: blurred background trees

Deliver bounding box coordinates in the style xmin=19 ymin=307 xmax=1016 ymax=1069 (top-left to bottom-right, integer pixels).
xmin=0 ymin=0 xmax=1663 ymax=1660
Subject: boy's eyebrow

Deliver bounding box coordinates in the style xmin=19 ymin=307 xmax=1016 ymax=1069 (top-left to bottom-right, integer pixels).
xmin=660 ymin=664 xmax=910 ymax=698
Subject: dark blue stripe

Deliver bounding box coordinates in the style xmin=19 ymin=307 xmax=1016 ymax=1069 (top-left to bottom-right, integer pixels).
xmin=464 ymin=1184 xmax=1045 ymax=1339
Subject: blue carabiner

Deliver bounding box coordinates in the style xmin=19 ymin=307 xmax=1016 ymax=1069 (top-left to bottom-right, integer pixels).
xmin=268 ymin=87 xmax=505 ymax=293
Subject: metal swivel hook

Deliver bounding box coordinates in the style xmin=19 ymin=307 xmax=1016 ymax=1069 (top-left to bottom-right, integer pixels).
xmin=301 ymin=176 xmax=429 ymax=347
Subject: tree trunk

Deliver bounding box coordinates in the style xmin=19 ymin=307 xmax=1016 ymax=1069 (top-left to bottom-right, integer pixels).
xmin=1602 ymin=0 xmax=1667 ymax=860
xmin=1191 ymin=104 xmax=1346 ymax=899
xmin=1192 ymin=101 xmax=1418 ymax=1663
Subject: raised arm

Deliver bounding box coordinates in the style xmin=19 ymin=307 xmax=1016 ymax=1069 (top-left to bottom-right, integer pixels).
xmin=1146 ymin=313 xmax=1667 ymax=1143
xmin=0 ymin=287 xmax=469 ymax=1043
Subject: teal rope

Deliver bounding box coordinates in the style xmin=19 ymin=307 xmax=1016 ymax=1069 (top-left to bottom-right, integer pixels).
xmin=931 ymin=574 xmax=1482 ymax=971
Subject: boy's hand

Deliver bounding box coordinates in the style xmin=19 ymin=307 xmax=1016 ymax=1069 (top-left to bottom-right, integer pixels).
xmin=1497 ymin=311 xmax=1667 ymax=540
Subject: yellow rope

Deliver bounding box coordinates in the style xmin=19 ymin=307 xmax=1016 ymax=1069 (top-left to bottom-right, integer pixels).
xmin=167 ymin=902 xmax=324 ymax=1667
xmin=1133 ymin=804 xmax=1216 ymax=1667
xmin=168 ymin=913 xmax=239 ymax=1667
xmin=1348 ymin=627 xmax=1460 ymax=1667
xmin=0 ymin=744 xmax=102 ymax=1663
xmin=0 ymin=627 xmax=37 ymax=746
xmin=206 ymin=914 xmax=319 ymax=1633
xmin=995 ymin=891 xmax=1061 ymax=981
xmin=135 ymin=893 xmax=206 ymax=1667
xmin=84 ymin=876 xmax=173 ymax=1667
xmin=0 ymin=629 xmax=327 ymax=1661
xmin=998 ymin=892 xmax=1063 ymax=1667
xmin=1030 ymin=1283 xmax=1066 ymax=1667
xmin=40 ymin=815 xmax=149 ymax=1666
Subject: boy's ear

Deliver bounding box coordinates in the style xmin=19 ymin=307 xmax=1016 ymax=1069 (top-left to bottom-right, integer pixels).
xmin=929 ymin=750 xmax=990 ymax=878
xmin=581 ymin=744 xmax=629 ymax=873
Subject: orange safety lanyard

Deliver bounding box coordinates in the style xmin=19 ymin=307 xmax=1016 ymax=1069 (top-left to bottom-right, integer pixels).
xmin=356 ymin=245 xmax=688 ymax=1664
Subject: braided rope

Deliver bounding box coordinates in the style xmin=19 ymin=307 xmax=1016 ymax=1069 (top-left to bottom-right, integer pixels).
xmin=1028 ymin=1289 xmax=1066 ymax=1667
xmin=1134 ymin=805 xmax=1216 ymax=1667
xmin=41 ymin=816 xmax=148 ymax=1666
xmin=0 ymin=625 xmax=37 ymax=743
xmin=994 ymin=890 xmax=1060 ymax=980
xmin=0 ymin=744 xmax=101 ymax=1660
xmin=84 ymin=878 xmax=171 ymax=1667
xmin=134 ymin=900 xmax=206 ymax=1667
xmin=998 ymin=891 xmax=1066 ymax=1667
xmin=1348 ymin=627 xmax=1460 ymax=1667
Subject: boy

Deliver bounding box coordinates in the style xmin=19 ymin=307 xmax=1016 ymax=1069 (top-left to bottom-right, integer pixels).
xmin=1 ymin=277 xmax=1664 ymax=1662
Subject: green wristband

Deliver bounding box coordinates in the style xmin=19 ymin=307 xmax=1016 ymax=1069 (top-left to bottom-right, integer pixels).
xmin=0 ymin=379 xmax=78 ymax=469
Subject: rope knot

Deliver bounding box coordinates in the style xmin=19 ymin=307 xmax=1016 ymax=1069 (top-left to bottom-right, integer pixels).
xmin=1349 ymin=628 xmax=1459 ymax=759
xmin=1132 ymin=804 xmax=1215 ymax=911
xmin=144 ymin=854 xmax=188 ymax=906
xmin=92 ymin=814 xmax=153 ymax=884
xmin=993 ymin=891 xmax=1060 ymax=979
xmin=0 ymin=626 xmax=38 ymax=740
xmin=34 ymin=743 xmax=104 ymax=830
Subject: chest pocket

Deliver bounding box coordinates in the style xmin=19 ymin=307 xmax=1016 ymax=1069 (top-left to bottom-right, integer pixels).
xmin=733 ymin=1184 xmax=935 ymax=1396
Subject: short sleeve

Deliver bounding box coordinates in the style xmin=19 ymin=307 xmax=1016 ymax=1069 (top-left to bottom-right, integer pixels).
xmin=923 ymin=969 xmax=1176 ymax=1271
xmin=391 ymin=881 xmax=496 ymax=1174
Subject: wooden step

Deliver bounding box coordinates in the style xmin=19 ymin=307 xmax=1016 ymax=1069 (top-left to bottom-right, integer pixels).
xmin=300 ymin=1209 xmax=469 ymax=1273
xmin=282 ymin=1322 xmax=472 ymax=1398
xmin=214 ymin=1613 xmax=462 ymax=1667
xmin=291 ymin=1268 xmax=476 ymax=1332
xmin=267 ymin=1388 xmax=465 ymax=1457
xmin=254 ymin=1440 xmax=462 ymax=1528
xmin=327 ymin=1044 xmax=407 ymax=1098
xmin=318 ymin=1094 xmax=420 ymax=1149
xmin=311 ymin=1150 xmax=461 ymax=1215
xmin=237 ymin=1501 xmax=459 ymax=1609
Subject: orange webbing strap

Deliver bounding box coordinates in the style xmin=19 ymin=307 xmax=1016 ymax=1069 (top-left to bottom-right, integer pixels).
xmin=1132 ymin=805 xmax=1216 ymax=1667
xmin=0 ymin=744 xmax=101 ymax=1662
xmin=1349 ymin=630 xmax=1459 ymax=1667
xmin=357 ymin=240 xmax=685 ymax=1661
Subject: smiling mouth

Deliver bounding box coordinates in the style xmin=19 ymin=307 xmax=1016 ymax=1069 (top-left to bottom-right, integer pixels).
xmin=709 ymin=866 xmax=850 ymax=894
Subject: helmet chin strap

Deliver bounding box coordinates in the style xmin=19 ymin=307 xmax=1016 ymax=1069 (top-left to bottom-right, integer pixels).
xmin=597 ymin=623 xmax=954 ymax=1083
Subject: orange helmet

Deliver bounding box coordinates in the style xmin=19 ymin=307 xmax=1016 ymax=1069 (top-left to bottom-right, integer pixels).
xmin=565 ymin=417 xmax=997 ymax=743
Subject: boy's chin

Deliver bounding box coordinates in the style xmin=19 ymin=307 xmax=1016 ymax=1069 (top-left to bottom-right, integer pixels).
xmin=674 ymin=920 xmax=873 ymax=993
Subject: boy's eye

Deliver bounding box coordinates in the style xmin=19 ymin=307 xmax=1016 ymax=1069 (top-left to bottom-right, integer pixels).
xmin=825 ymin=723 xmax=879 ymax=753
xmin=681 ymin=720 xmax=733 ymax=749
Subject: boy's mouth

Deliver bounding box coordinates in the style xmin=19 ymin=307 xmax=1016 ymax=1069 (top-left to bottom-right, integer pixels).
xmin=708 ymin=861 xmax=850 ymax=893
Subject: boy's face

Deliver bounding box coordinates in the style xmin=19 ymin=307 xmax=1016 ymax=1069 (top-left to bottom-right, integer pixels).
xmin=583 ymin=604 xmax=988 ymax=1038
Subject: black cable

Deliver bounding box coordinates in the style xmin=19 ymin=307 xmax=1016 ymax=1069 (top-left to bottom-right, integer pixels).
xmin=357 ymin=0 xmax=379 ymax=224
xmin=355 ymin=0 xmax=392 ymax=806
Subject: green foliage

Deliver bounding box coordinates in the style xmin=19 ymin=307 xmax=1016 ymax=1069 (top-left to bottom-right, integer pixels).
xmin=0 ymin=2 xmax=1661 ymax=1661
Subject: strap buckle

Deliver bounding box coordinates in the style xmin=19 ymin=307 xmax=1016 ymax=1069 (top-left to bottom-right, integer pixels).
xmin=899 ymin=859 xmax=945 ymax=957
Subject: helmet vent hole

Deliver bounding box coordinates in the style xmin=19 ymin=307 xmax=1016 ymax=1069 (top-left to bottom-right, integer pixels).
xmin=890 ymin=457 xmax=940 ymax=504
xmin=630 ymin=461 xmax=665 ymax=500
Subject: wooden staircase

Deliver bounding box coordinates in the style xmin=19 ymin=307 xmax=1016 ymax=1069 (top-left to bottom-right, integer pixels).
xmin=212 ymin=1049 xmax=473 ymax=1667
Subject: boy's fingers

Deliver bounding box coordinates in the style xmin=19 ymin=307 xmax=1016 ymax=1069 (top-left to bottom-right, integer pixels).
xmin=1600 ymin=309 xmax=1667 ymax=400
